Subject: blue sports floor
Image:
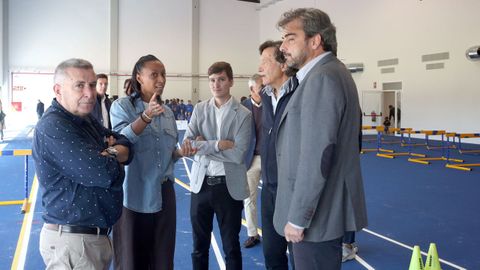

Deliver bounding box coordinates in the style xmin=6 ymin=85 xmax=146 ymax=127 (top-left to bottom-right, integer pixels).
xmin=1 ymin=127 xmax=479 ymax=269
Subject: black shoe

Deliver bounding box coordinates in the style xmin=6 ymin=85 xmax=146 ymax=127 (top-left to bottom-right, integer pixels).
xmin=243 ymin=235 xmax=261 ymax=248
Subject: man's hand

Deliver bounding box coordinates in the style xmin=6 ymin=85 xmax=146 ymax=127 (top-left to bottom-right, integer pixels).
xmin=284 ymin=223 xmax=304 ymax=243
xmin=105 ymin=135 xmax=116 ymax=146
xmin=180 ymin=139 xmax=198 ymax=157
xmin=218 ymin=140 xmax=234 ymax=151
xmin=101 ymin=143 xmax=129 ymax=163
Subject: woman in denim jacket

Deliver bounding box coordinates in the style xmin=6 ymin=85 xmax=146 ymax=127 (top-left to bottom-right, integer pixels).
xmin=110 ymin=54 xmax=185 ymax=270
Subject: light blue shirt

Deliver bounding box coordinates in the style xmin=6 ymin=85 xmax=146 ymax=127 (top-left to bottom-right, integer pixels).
xmin=110 ymin=96 xmax=178 ymax=213
xmin=264 ymin=80 xmax=290 ymax=115
xmin=296 ymin=51 xmax=331 ymax=84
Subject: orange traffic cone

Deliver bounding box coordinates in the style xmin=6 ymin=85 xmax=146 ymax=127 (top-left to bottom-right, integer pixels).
xmin=408 ymin=245 xmax=425 ymax=270
xmin=425 ymin=243 xmax=442 ymax=270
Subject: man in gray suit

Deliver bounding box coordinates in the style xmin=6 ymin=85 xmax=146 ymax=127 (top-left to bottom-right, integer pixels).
xmin=274 ymin=8 xmax=368 ymax=269
xmin=182 ymin=61 xmax=252 ymax=270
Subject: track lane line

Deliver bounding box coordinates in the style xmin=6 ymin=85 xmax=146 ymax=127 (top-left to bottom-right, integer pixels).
xmin=11 ymin=175 xmax=39 ymax=270
xmin=178 ymin=149 xmax=226 ymax=270
xmin=363 ymin=228 xmax=466 ymax=270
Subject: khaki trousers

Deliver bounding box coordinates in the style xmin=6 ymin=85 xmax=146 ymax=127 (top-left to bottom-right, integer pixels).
xmin=243 ymin=155 xmax=261 ymax=236
xmin=39 ymin=224 xmax=112 ymax=270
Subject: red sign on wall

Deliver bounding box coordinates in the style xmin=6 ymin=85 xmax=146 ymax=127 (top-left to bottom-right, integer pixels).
xmin=11 ymin=102 xmax=22 ymax=112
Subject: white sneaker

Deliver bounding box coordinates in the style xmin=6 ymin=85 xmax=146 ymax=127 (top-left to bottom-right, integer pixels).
xmin=342 ymin=243 xmax=358 ymax=262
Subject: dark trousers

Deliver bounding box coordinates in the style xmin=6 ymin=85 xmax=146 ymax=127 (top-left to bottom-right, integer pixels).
xmin=261 ymin=188 xmax=294 ymax=270
xmin=343 ymin=231 xmax=355 ymax=244
xmin=292 ymin=237 xmax=342 ymax=270
xmin=113 ymin=181 xmax=176 ymax=270
xmin=190 ymin=181 xmax=244 ymax=270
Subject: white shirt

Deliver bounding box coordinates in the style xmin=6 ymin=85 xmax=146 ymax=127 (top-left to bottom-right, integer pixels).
xmin=101 ymin=95 xmax=109 ymax=128
xmin=206 ymin=96 xmax=233 ymax=176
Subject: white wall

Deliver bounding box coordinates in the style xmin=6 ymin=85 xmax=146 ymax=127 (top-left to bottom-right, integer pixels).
xmin=259 ymin=0 xmax=480 ymax=135
xmin=6 ymin=0 xmax=260 ymax=105
xmin=1 ymin=0 xmax=4 ymax=100
xmin=197 ymin=0 xmax=259 ymax=101
xmin=116 ymin=0 xmax=193 ymax=100
xmin=9 ymin=0 xmax=108 ymax=71
xmin=6 ymin=0 xmax=480 ymax=135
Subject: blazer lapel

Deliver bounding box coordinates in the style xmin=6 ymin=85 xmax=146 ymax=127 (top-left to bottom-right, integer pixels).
xmin=220 ymin=98 xmax=238 ymax=139
xmin=278 ymin=53 xmax=337 ymax=127
xmin=205 ymin=99 xmax=218 ymax=139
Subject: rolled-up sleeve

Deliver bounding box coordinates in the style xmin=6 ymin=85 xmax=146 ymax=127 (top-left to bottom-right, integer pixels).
xmin=110 ymin=99 xmax=141 ymax=144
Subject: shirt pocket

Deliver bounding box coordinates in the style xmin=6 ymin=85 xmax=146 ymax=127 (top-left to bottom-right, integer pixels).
xmin=136 ymin=128 xmax=154 ymax=152
xmin=163 ymin=127 xmax=177 ymax=152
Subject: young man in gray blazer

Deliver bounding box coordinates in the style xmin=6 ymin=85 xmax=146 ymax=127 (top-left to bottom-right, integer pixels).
xmin=182 ymin=61 xmax=252 ymax=270
xmin=274 ymin=8 xmax=368 ymax=269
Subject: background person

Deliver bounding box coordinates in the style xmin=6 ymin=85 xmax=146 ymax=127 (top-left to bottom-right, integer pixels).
xmin=92 ymin=73 xmax=112 ymax=129
xmin=0 ymin=101 xmax=5 ymax=141
xmin=36 ymin=99 xmax=44 ymax=120
xmin=241 ymin=73 xmax=263 ymax=248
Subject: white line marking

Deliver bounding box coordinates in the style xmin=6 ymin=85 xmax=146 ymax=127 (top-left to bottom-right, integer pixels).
xmin=355 ymin=255 xmax=375 ymax=270
xmin=211 ymin=234 xmax=226 ymax=270
xmin=363 ymin=228 xmax=466 ymax=270
xmin=177 ymin=146 xmax=465 ymax=269
xmin=14 ymin=176 xmax=39 ymax=270
xmin=178 ymin=144 xmax=226 ymax=269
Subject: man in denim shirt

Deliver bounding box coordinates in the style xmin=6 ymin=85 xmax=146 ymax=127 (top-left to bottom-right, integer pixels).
xmin=32 ymin=58 xmax=133 ymax=270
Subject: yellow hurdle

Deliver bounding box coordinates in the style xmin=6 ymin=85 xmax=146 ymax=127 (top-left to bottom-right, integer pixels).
xmin=0 ymin=200 xmax=24 ymax=206
xmin=0 ymin=149 xmax=33 ymax=213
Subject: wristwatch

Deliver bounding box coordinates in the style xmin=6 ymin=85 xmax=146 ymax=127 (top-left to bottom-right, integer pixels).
xmin=106 ymin=146 xmax=118 ymax=158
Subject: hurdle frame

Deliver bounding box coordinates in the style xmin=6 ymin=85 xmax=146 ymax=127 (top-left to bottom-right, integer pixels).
xmin=0 ymin=149 xmax=32 ymax=213
xmin=407 ymin=130 xmax=464 ymax=165
xmin=444 ymin=133 xmax=480 ymax=171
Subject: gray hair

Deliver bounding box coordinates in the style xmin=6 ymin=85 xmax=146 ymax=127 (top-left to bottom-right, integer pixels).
xmin=277 ymin=8 xmax=337 ymax=56
xmin=54 ymin=58 xmax=94 ymax=84
xmin=248 ymin=74 xmax=262 ymax=88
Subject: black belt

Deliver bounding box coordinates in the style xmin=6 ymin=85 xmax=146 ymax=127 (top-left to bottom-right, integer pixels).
xmin=45 ymin=223 xmax=110 ymax=236
xmin=205 ymin=175 xmax=226 ymax=186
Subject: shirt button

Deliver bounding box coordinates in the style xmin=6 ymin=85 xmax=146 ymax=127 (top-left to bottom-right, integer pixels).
xmin=158 ymin=164 xmax=161 ymax=167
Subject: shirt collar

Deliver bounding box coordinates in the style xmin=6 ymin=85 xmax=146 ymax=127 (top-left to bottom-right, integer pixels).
xmin=263 ymin=79 xmax=290 ymax=97
xmin=209 ymin=95 xmax=233 ymax=110
xmin=296 ymin=51 xmax=331 ymax=84
xmin=51 ymin=98 xmax=90 ymax=125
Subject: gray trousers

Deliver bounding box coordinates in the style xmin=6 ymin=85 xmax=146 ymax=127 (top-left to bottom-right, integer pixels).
xmin=39 ymin=225 xmax=112 ymax=270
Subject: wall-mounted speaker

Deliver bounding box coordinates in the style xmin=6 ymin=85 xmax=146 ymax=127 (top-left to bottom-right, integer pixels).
xmin=466 ymin=46 xmax=480 ymax=61
xmin=346 ymin=63 xmax=364 ymax=73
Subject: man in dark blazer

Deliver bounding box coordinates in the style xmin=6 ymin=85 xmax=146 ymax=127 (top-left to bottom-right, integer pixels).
xmin=182 ymin=61 xmax=252 ymax=270
xmin=274 ymin=8 xmax=368 ymax=269
xmin=241 ymin=74 xmax=263 ymax=248
xmin=257 ymin=40 xmax=297 ymax=270
xmin=92 ymin=73 xmax=112 ymax=129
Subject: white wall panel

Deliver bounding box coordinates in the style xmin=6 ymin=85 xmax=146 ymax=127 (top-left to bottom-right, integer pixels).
xmin=259 ymin=0 xmax=480 ymax=134
xmin=9 ymin=0 xmax=108 ymax=71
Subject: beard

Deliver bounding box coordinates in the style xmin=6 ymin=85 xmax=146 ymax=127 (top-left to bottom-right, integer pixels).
xmin=285 ymin=51 xmax=308 ymax=69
